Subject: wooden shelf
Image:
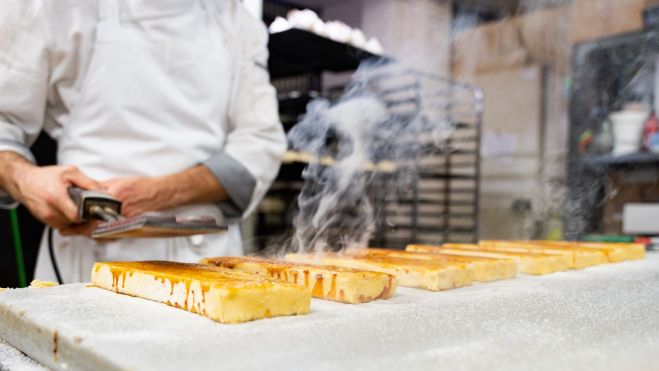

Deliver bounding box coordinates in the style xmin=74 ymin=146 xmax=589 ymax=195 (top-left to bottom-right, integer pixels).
xmin=579 ymin=152 xmax=659 ymax=167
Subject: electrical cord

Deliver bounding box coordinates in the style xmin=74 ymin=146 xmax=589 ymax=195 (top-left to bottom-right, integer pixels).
xmin=47 ymin=227 xmax=64 ymax=284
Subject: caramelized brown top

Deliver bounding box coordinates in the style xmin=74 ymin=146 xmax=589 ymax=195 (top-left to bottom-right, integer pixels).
xmin=203 ymin=256 xmax=392 ymax=277
xmin=481 ymin=241 xmax=609 ymax=254
xmin=530 ymin=241 xmax=622 ymax=250
xmin=352 ymin=248 xmax=503 ymax=262
xmin=415 ymin=246 xmax=558 ymax=258
xmin=445 ymin=243 xmax=571 ymax=256
xmin=94 ymin=261 xmax=296 ymax=289
xmin=302 ymin=252 xmax=471 ymax=270
xmin=441 ymin=243 xmax=481 ymax=249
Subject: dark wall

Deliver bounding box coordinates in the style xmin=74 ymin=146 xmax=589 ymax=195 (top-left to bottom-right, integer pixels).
xmin=0 ymin=133 xmax=56 ymax=288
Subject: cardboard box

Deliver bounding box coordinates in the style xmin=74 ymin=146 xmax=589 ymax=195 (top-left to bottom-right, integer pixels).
xmin=603 ymin=170 xmax=659 ymax=233
xmin=571 ymin=0 xmax=646 ymax=44
xmin=452 ymin=0 xmax=649 ymax=78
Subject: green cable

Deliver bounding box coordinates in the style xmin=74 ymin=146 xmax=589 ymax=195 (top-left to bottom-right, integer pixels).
xmin=8 ymin=209 xmax=27 ymax=288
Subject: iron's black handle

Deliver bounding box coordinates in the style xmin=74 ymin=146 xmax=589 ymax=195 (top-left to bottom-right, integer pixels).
xmin=67 ymin=187 xmax=122 ymax=221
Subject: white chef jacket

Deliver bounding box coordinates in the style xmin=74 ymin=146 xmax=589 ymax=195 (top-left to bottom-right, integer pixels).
xmin=0 ymin=0 xmax=286 ymax=282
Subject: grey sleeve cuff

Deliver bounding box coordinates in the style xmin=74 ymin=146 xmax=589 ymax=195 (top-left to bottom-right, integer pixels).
xmin=0 ymin=139 xmax=35 ymax=209
xmin=0 ymin=138 xmax=36 ymax=162
xmin=202 ymin=152 xmax=256 ymax=219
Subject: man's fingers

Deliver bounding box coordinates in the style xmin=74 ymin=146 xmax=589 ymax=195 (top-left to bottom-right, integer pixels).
xmin=60 ymin=222 xmax=98 ymax=237
xmin=51 ymin=188 xmax=80 ymax=222
xmin=64 ymin=168 xmax=101 ymax=191
xmin=42 ymin=207 xmax=74 ymax=229
xmin=99 ymin=179 xmax=117 ymax=188
xmin=59 ymin=225 xmax=79 ymax=236
xmin=99 ymin=179 xmax=121 ymax=197
xmin=57 ymin=167 xmax=101 ymax=222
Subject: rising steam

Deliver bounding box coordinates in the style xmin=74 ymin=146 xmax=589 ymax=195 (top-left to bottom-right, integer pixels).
xmin=287 ymin=63 xmax=462 ymax=253
xmin=288 ymin=96 xmax=385 ymax=252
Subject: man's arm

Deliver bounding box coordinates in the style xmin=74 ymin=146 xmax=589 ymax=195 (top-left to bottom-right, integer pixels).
xmin=0 ymin=152 xmax=100 ymax=228
xmin=0 ymin=1 xmax=50 ymax=207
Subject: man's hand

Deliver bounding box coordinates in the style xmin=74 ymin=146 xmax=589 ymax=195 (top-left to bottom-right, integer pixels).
xmin=0 ymin=152 xmax=101 ymax=229
xmin=100 ymin=165 xmax=228 ymax=218
xmin=60 ymin=220 xmax=103 ymax=238
xmin=100 ymin=176 xmax=171 ymax=218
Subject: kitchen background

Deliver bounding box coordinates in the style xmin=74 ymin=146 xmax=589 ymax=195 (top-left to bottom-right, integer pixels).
xmin=3 ymin=0 xmax=658 ymax=287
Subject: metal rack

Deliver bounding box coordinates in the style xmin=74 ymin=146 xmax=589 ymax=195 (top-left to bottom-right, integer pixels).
xmin=352 ymin=67 xmax=483 ymax=247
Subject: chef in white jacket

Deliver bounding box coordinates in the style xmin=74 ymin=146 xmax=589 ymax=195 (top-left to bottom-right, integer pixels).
xmin=0 ymin=0 xmax=286 ymax=282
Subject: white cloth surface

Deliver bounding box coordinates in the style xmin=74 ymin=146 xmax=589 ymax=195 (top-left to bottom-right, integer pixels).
xmin=1 ymin=254 xmax=659 ymax=371
xmin=0 ymin=339 xmax=49 ymax=371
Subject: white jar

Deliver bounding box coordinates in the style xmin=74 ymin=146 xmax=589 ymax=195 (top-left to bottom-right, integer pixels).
xmin=610 ymin=110 xmax=648 ymax=156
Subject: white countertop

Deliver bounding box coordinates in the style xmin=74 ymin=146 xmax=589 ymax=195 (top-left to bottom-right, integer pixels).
xmin=1 ymin=253 xmax=658 ymax=371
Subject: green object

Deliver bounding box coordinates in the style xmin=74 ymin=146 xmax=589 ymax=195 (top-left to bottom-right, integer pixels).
xmin=564 ymin=76 xmax=573 ymax=95
xmin=582 ymin=234 xmax=635 ymax=243
xmin=8 ymin=209 xmax=27 ymax=288
xmin=578 ymin=128 xmax=593 ymax=153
